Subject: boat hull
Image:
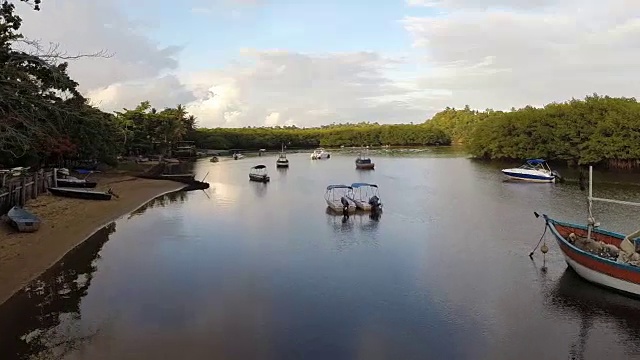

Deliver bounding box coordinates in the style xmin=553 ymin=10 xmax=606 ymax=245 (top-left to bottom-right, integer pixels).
xmin=56 ymin=179 xmax=98 ymax=188
xmin=276 ymin=161 xmax=289 ymax=168
xmin=48 ymin=187 xmax=112 ymax=200
xmin=346 ymin=196 xmax=372 ymax=211
xmin=326 ymin=199 xmax=356 ymax=213
xmin=501 ymin=169 xmax=555 ymax=182
xmin=6 ymin=206 xmax=41 ymax=232
xmin=249 ymin=174 xmax=270 ymax=182
xmin=546 ymin=216 xmax=640 ymax=297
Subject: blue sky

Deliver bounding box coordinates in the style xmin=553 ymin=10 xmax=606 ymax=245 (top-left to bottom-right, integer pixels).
xmin=126 ymin=0 xmax=439 ymax=72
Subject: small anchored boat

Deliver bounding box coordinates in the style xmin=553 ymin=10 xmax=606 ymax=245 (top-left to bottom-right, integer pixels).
xmin=5 ymin=206 xmax=41 ymax=232
xmin=325 ymin=185 xmax=356 ymax=213
xmin=347 ymin=183 xmax=382 ymax=211
xmin=536 ymin=166 xmax=640 ymax=297
xmin=48 ymin=187 xmax=116 ymax=201
xmin=249 ymin=165 xmax=270 ymax=182
xmin=355 ymin=151 xmax=374 ymax=170
xmin=501 ymin=159 xmax=561 ymax=183
xmin=210 ymin=156 xmax=219 ymax=163
xmin=311 ymin=148 xmax=331 ymax=160
xmin=56 ymin=168 xmax=97 ymax=188
xmin=276 ymin=144 xmax=289 ymax=168
xmin=233 ymin=153 xmax=245 ymax=160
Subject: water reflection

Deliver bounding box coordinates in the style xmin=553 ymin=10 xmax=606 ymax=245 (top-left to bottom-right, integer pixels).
xmin=0 ymin=223 xmax=116 ymax=360
xmin=251 ymin=182 xmax=268 ymax=198
xmin=544 ymin=270 xmax=640 ymax=359
xmin=127 ymin=191 xmax=188 ymax=219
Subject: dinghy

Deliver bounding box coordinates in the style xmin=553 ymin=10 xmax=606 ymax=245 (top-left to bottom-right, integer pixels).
xmin=48 ymin=187 xmax=115 ymax=201
xmin=5 ymin=206 xmax=41 ymax=232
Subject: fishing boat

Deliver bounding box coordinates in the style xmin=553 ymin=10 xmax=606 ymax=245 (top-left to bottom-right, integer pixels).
xmin=311 ymin=148 xmax=331 ymax=160
xmin=56 ymin=168 xmax=97 ymax=188
xmin=5 ymin=206 xmax=41 ymax=232
xmin=48 ymin=187 xmax=115 ymax=201
xmin=324 ymin=185 xmax=356 ymax=213
xmin=249 ymin=165 xmax=270 ymax=182
xmin=501 ymin=159 xmax=561 ymax=183
xmin=537 ymin=166 xmax=640 ymax=297
xmin=347 ymin=183 xmax=382 ymax=211
xmin=276 ymin=144 xmax=289 ymax=168
xmin=355 ymin=151 xmax=375 ymax=170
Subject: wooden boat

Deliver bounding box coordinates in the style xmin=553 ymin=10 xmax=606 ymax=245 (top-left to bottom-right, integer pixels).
xmin=48 ymin=187 xmax=114 ymax=201
xmin=538 ymin=166 xmax=640 ymax=297
xmin=276 ymin=144 xmax=289 ymax=168
xmin=355 ymin=151 xmax=374 ymax=170
xmin=347 ymin=183 xmax=382 ymax=211
xmin=5 ymin=206 xmax=41 ymax=232
xmin=325 ymin=185 xmax=356 ymax=213
xmin=249 ymin=165 xmax=270 ymax=182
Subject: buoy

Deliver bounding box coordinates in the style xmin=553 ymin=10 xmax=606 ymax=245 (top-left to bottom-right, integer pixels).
xmin=541 ymin=243 xmax=549 ymax=254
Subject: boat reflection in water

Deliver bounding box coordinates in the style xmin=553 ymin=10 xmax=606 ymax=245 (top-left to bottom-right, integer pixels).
xmin=325 ymin=209 xmax=381 ymax=251
xmin=544 ymin=269 xmax=640 ymax=360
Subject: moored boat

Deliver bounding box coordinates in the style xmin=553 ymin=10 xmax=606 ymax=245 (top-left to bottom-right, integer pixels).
xmin=276 ymin=144 xmax=289 ymax=168
xmin=537 ymin=166 xmax=640 ymax=297
xmin=311 ymin=148 xmax=330 ymax=160
xmin=355 ymin=153 xmax=375 ymax=170
xmin=233 ymin=153 xmax=245 ymax=160
xmin=249 ymin=165 xmax=270 ymax=182
xmin=325 ymin=185 xmax=356 ymax=213
xmin=56 ymin=168 xmax=97 ymax=188
xmin=48 ymin=187 xmax=115 ymax=201
xmin=501 ymin=159 xmax=561 ymax=183
xmin=210 ymin=156 xmax=219 ymax=162
xmin=5 ymin=206 xmax=41 ymax=232
xmin=347 ymin=183 xmax=382 ymax=211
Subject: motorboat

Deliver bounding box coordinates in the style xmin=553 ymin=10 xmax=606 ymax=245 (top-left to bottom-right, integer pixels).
xmin=501 ymin=159 xmax=561 ymax=183
xmin=347 ymin=183 xmax=382 ymax=211
xmin=311 ymin=148 xmax=331 ymax=160
xmin=233 ymin=153 xmax=245 ymax=160
xmin=355 ymin=151 xmax=374 ymax=170
xmin=5 ymin=206 xmax=41 ymax=232
xmin=210 ymin=156 xmax=219 ymax=163
xmin=249 ymin=165 xmax=270 ymax=182
xmin=536 ymin=166 xmax=640 ymax=297
xmin=55 ymin=168 xmax=97 ymax=188
xmin=324 ymin=185 xmax=356 ymax=213
xmin=276 ymin=144 xmax=289 ymax=168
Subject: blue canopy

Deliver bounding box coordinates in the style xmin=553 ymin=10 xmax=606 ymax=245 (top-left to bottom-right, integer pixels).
xmin=326 ymin=184 xmax=352 ymax=190
xmin=526 ymin=159 xmax=547 ymax=165
xmin=351 ymin=183 xmax=378 ymax=188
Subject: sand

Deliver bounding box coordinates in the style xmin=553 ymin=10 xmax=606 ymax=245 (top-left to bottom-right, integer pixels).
xmin=0 ymin=173 xmax=184 ymax=306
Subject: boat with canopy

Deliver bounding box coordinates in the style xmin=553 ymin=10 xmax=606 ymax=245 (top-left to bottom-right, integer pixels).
xmin=502 ymin=159 xmax=561 ymax=183
xmin=347 ymin=183 xmax=382 ymax=211
xmin=324 ymin=185 xmax=356 ymax=213
xmin=249 ymin=165 xmax=270 ymax=182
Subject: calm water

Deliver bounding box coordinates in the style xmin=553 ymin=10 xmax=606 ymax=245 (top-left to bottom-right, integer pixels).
xmin=3 ymin=149 xmax=640 ymax=360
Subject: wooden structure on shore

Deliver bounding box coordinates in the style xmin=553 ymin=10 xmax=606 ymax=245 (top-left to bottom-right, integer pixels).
xmin=0 ymin=170 xmax=55 ymax=214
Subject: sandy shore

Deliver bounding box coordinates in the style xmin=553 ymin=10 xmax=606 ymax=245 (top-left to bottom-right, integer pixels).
xmin=0 ymin=173 xmax=184 ymax=305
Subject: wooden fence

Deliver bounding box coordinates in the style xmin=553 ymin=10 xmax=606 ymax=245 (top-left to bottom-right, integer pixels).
xmin=0 ymin=170 xmax=55 ymax=214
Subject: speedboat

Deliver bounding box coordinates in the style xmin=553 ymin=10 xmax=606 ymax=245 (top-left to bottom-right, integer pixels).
xmin=355 ymin=152 xmax=374 ymax=170
xmin=311 ymin=148 xmax=331 ymax=160
xmin=324 ymin=185 xmax=356 ymax=213
xmin=501 ymin=159 xmax=561 ymax=183
xmin=249 ymin=165 xmax=270 ymax=182
xmin=347 ymin=183 xmax=382 ymax=211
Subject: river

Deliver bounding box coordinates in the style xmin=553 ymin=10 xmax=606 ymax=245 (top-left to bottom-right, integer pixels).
xmin=3 ymin=148 xmax=640 ymax=360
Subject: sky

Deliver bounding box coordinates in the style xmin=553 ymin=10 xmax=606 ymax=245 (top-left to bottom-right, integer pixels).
xmin=13 ymin=0 xmax=640 ymax=128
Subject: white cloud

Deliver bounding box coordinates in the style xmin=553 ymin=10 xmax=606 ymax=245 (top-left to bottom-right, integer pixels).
xmin=403 ymin=0 xmax=640 ymax=110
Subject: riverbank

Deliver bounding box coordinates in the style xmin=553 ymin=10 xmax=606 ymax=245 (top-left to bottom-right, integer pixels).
xmin=0 ymin=173 xmax=184 ymax=305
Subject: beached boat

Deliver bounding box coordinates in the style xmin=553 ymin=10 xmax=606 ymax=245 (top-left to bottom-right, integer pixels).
xmin=249 ymin=165 xmax=270 ymax=182
xmin=311 ymin=148 xmax=330 ymax=160
xmin=210 ymin=156 xmax=219 ymax=163
xmin=5 ymin=206 xmax=41 ymax=232
xmin=355 ymin=152 xmax=374 ymax=170
xmin=501 ymin=159 xmax=561 ymax=183
xmin=233 ymin=153 xmax=245 ymax=160
xmin=325 ymin=185 xmax=356 ymax=213
xmin=56 ymin=168 xmax=97 ymax=188
xmin=347 ymin=183 xmax=382 ymax=211
xmin=48 ymin=187 xmax=114 ymax=201
xmin=276 ymin=144 xmax=289 ymax=168
xmin=537 ymin=166 xmax=640 ymax=297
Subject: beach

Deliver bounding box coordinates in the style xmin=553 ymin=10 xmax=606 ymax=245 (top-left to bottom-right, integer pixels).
xmin=0 ymin=173 xmax=184 ymax=306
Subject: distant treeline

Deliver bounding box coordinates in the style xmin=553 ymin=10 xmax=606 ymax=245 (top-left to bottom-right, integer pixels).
xmin=427 ymin=94 xmax=640 ymax=169
xmin=193 ymin=123 xmax=451 ymax=150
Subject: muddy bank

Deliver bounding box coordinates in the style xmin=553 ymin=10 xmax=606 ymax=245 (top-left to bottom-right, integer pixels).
xmin=0 ymin=173 xmax=183 ymax=305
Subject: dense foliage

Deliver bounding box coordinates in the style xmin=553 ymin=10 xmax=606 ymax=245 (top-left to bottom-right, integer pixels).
xmin=428 ymin=95 xmax=640 ymax=168
xmin=193 ymin=123 xmax=451 ymax=150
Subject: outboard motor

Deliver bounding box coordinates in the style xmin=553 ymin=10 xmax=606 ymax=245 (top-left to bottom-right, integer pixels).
xmin=341 ymin=196 xmax=350 ymax=217
xmin=551 ymin=170 xmax=563 ymax=183
xmin=368 ymin=195 xmax=382 ymax=212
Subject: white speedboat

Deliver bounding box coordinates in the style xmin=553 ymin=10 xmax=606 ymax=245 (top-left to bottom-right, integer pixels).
xmin=501 ymin=159 xmax=561 ymax=183
xmin=311 ymin=148 xmax=331 ymax=160
xmin=325 ymin=185 xmax=356 ymax=213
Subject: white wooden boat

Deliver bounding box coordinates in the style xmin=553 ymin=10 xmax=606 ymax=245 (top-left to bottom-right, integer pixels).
xmin=324 ymin=185 xmax=356 ymax=213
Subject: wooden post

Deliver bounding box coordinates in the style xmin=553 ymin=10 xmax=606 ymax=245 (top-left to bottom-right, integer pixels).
xmin=20 ymin=176 xmax=26 ymax=206
xmin=52 ymin=168 xmax=58 ymax=188
xmin=33 ymin=172 xmax=39 ymax=198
